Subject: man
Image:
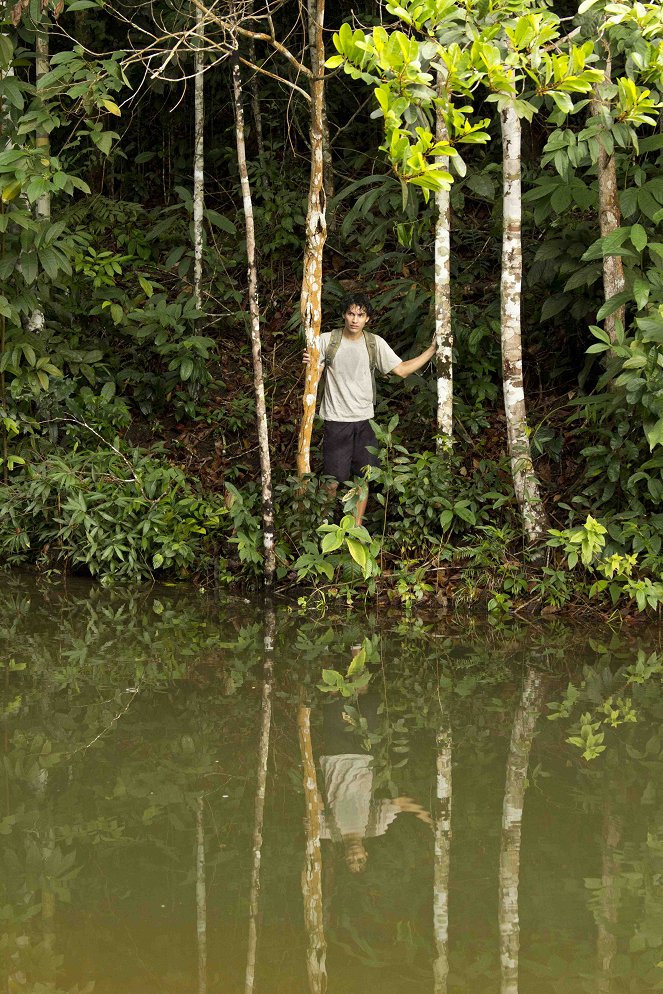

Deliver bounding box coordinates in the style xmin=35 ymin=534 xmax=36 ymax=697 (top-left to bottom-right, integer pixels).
xmin=311 ymin=292 xmax=436 ymax=525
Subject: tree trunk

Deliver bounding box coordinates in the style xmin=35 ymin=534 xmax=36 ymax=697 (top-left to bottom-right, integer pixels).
xmin=434 ymin=84 xmax=453 ymax=450
xmin=196 ymin=793 xmax=208 ymax=994
xmin=244 ymin=598 xmax=275 ymax=994
xmin=433 ymin=714 xmax=452 ymax=994
xmin=298 ymin=700 xmax=327 ymax=994
xmin=498 ymin=668 xmax=545 ymax=994
xmin=192 ymin=2 xmax=205 ymax=312
xmin=500 ymin=101 xmax=549 ymax=544
xmin=27 ymin=21 xmax=49 ymax=334
xmin=590 ymin=55 xmax=625 ymax=345
xmin=231 ymin=54 xmax=276 ymax=585
xmin=296 ymin=0 xmax=327 ymax=478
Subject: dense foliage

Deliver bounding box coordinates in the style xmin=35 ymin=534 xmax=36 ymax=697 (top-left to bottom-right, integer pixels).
xmin=0 ymin=0 xmax=662 ymax=613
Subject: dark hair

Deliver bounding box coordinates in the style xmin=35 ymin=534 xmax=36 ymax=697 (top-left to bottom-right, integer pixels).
xmin=340 ymin=292 xmax=374 ymax=319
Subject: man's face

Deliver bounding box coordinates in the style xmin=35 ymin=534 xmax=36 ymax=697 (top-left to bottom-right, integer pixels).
xmin=343 ymin=306 xmax=370 ymax=336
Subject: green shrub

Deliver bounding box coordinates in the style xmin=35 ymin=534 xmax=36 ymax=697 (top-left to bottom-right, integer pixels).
xmin=0 ymin=448 xmax=227 ymax=581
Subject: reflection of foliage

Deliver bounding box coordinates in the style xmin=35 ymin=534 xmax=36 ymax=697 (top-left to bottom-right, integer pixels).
xmin=547 ymin=648 xmax=663 ymax=760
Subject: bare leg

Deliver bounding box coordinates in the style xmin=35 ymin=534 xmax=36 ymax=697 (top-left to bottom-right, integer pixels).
xmin=354 ymin=484 xmax=368 ymax=527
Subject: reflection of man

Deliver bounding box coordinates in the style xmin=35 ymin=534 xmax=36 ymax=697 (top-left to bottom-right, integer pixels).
xmin=317 ymin=657 xmax=432 ymax=874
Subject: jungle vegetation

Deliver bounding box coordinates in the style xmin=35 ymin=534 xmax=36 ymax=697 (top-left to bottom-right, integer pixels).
xmin=1 ymin=0 xmax=663 ymax=614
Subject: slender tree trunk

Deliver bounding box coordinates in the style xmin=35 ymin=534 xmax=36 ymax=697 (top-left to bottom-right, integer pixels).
xmin=298 ymin=700 xmax=327 ymax=994
xmin=498 ymin=668 xmax=545 ymax=994
xmin=231 ymin=53 xmax=276 ymax=585
xmin=192 ymin=2 xmax=205 ymax=312
xmin=434 ymin=84 xmax=453 ymax=449
xmin=590 ymin=54 xmax=625 ymax=345
xmin=196 ymin=794 xmax=208 ymax=994
xmin=244 ymin=599 xmax=275 ymax=994
xmin=27 ymin=21 xmax=49 ymax=334
xmin=596 ymin=803 xmax=622 ymax=994
xmin=296 ymin=0 xmax=327 ymax=478
xmin=433 ymin=714 xmax=452 ymax=993
xmin=500 ymin=102 xmax=549 ymax=544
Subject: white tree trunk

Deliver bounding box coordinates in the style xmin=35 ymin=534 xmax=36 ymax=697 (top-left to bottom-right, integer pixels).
xmin=297 ymin=0 xmax=327 ymax=478
xmin=590 ymin=56 xmax=625 ymax=345
xmin=434 ymin=87 xmax=452 ymax=449
xmin=196 ymin=793 xmax=208 ymax=994
xmin=192 ymin=2 xmax=205 ymax=312
xmin=244 ymin=601 xmax=275 ymax=994
xmin=500 ymin=102 xmax=549 ymax=544
xmin=298 ymin=701 xmax=327 ymax=994
xmin=433 ymin=717 xmax=452 ymax=993
xmin=231 ymin=56 xmax=276 ymax=585
xmin=27 ymin=22 xmax=50 ymax=334
xmin=498 ymin=668 xmax=544 ymax=994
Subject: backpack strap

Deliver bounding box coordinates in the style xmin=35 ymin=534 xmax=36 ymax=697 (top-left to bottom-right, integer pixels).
xmin=324 ymin=328 xmax=344 ymax=369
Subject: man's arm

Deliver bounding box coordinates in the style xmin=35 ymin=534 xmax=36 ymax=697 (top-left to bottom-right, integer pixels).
xmin=390 ymin=341 xmax=436 ymax=379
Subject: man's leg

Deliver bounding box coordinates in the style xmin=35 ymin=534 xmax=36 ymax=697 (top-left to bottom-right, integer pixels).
xmin=350 ymin=421 xmax=380 ymax=527
xmin=322 ymin=422 xmax=353 ymax=510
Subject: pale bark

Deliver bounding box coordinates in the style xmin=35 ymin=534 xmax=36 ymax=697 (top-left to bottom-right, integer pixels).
xmin=192 ymin=2 xmax=205 ymax=312
xmin=433 ymin=716 xmax=452 ymax=994
xmin=28 ymin=22 xmax=50 ymax=334
xmin=296 ymin=0 xmax=327 ymax=478
xmin=196 ymin=793 xmax=208 ymax=994
xmin=434 ymin=85 xmax=453 ymax=449
xmin=298 ymin=701 xmax=327 ymax=994
xmin=307 ymin=0 xmax=334 ymax=208
xmin=596 ymin=805 xmax=622 ymax=994
xmin=589 ymin=55 xmax=625 ymax=345
xmin=244 ymin=599 xmax=275 ymax=994
xmin=498 ymin=668 xmax=545 ymax=994
xmin=231 ymin=55 xmax=276 ymax=585
xmin=500 ymin=102 xmax=549 ymax=544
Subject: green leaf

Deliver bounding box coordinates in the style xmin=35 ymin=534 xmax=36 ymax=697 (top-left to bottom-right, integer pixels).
xmin=644 ymin=419 xmax=663 ymax=452
xmin=345 ymin=537 xmax=367 ymax=571
xmin=630 ymin=223 xmax=648 ymax=253
xmin=102 ymin=99 xmax=121 ymax=116
xmin=321 ymin=530 xmax=343 ymax=553
xmin=204 ymin=209 xmax=237 ymax=234
xmin=180 ymin=357 xmax=194 ymax=381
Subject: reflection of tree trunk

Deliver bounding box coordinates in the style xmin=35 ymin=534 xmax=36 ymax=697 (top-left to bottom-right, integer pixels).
xmin=244 ymin=600 xmax=275 ymax=994
xmin=433 ymin=715 xmax=452 ymax=994
xmin=231 ymin=50 xmax=276 ymax=584
xmin=499 ymin=668 xmax=544 ymax=994
xmin=500 ymin=101 xmax=548 ymax=544
xmin=298 ymin=700 xmax=327 ymax=994
xmin=196 ymin=793 xmax=207 ymax=994
xmin=596 ymin=804 xmax=622 ymax=994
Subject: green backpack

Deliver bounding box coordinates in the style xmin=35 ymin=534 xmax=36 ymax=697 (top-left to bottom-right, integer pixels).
xmin=319 ymin=328 xmax=379 ymax=404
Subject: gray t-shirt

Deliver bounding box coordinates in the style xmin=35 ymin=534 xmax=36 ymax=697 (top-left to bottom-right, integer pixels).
xmin=318 ymin=331 xmax=402 ymax=422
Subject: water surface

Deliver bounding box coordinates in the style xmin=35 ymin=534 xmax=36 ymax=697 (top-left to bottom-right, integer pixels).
xmin=2 ymin=575 xmax=662 ymax=994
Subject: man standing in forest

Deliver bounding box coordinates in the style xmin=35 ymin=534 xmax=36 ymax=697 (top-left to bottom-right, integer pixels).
xmin=311 ymin=292 xmax=436 ymax=525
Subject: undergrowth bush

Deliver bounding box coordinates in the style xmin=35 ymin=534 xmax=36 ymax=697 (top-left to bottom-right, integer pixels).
xmin=0 ymin=448 xmax=226 ymax=581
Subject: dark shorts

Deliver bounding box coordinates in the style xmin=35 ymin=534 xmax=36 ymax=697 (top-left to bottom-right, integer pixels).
xmin=323 ymin=420 xmax=379 ymax=483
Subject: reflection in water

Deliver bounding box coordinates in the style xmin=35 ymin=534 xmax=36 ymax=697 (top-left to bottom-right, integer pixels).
xmin=316 ymin=672 xmax=431 ymax=875
xmin=298 ymin=698 xmax=327 ymax=994
xmin=196 ymin=793 xmax=207 ymax=994
xmin=433 ymin=707 xmax=452 ymax=994
xmin=244 ymin=599 xmax=275 ymax=994
xmin=2 ymin=576 xmax=663 ymax=993
xmin=499 ymin=667 xmax=545 ymax=994
xmin=596 ymin=803 xmax=622 ymax=994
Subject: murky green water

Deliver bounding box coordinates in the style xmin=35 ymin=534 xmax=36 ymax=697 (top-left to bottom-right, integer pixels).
xmin=2 ymin=574 xmax=663 ymax=994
